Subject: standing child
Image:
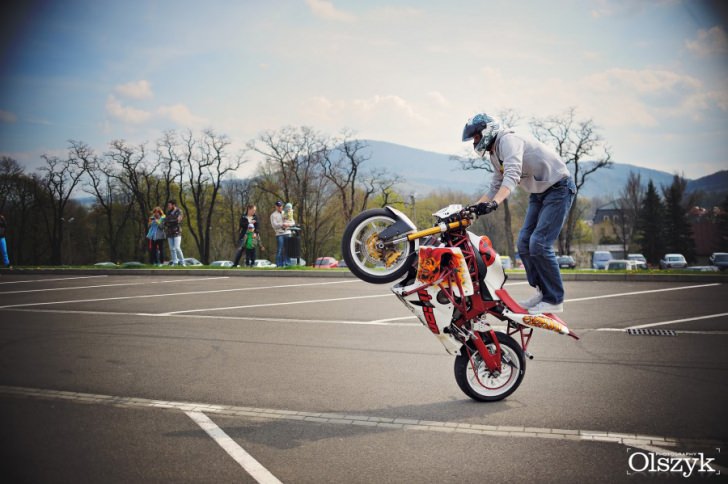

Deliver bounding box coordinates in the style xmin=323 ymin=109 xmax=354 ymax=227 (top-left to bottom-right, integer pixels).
xmin=242 ymin=223 xmax=258 ymax=267
xmin=283 ymin=202 xmax=295 ymax=227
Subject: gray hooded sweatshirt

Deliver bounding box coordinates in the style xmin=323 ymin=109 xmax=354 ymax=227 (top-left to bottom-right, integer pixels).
xmin=485 ymin=130 xmax=570 ymax=200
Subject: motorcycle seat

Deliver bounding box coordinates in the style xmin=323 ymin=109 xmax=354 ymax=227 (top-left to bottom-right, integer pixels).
xmin=494 ymin=289 xmax=528 ymax=314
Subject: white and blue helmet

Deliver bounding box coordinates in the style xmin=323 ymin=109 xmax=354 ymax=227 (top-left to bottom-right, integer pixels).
xmin=462 ymin=113 xmax=501 ymax=157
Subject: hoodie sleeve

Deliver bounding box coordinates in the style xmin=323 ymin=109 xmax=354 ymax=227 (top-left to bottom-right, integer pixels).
xmin=497 ymin=133 xmax=525 ymax=194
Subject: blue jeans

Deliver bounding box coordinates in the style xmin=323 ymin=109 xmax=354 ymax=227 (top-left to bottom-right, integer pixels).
xmin=0 ymin=237 xmax=8 ymax=266
xmin=168 ymin=236 xmax=184 ymax=265
xmin=517 ymin=177 xmax=576 ymax=304
xmin=276 ymin=235 xmax=287 ymax=267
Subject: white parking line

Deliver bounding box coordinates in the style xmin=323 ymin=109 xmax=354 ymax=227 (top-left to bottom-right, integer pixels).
xmin=1 ymin=385 xmax=723 ymax=450
xmin=0 ymin=277 xmax=230 ymax=295
xmin=0 ymin=279 xmax=361 ymax=309
xmin=565 ymin=283 xmax=721 ymax=303
xmin=186 ymin=411 xmax=283 ymax=484
xmin=0 ymin=307 xmax=420 ymax=326
xmin=160 ymin=293 xmax=395 ymax=316
xmin=626 ymin=312 xmax=728 ymax=330
xmin=0 ymin=275 xmax=109 ymax=285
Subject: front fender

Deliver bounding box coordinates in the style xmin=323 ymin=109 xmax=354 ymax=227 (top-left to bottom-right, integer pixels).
xmin=378 ymin=206 xmax=418 ymax=241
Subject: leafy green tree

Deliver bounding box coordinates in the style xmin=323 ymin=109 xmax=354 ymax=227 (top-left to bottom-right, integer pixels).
xmin=662 ymin=175 xmax=695 ymax=262
xmin=635 ymin=180 xmax=665 ymax=265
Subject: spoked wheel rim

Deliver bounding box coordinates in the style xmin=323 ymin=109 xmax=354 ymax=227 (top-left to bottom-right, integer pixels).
xmin=347 ymin=215 xmax=413 ymax=278
xmin=466 ymin=344 xmax=521 ymax=398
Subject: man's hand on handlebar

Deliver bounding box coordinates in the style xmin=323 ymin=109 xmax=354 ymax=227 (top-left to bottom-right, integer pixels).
xmin=474 ymin=201 xmax=498 ymax=216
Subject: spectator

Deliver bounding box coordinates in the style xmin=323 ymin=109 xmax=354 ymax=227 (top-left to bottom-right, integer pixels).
xmin=242 ymin=223 xmax=259 ymax=267
xmin=165 ymin=199 xmax=185 ymax=266
xmin=233 ymin=204 xmax=263 ymax=267
xmin=0 ymin=213 xmax=10 ymax=268
xmin=270 ymin=200 xmax=291 ymax=267
xmin=146 ymin=207 xmax=166 ymax=266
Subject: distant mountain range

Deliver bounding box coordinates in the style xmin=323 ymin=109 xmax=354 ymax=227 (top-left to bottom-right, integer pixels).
xmin=360 ymin=140 xmax=728 ymax=203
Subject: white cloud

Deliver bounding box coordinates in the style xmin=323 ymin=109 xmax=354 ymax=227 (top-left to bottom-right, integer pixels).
xmin=305 ymin=0 xmax=355 ymax=22
xmin=590 ymin=0 xmax=676 ymax=18
xmin=583 ymin=68 xmax=701 ymax=94
xmin=685 ymin=26 xmax=728 ymax=57
xmin=105 ymin=95 xmax=152 ymax=124
xmin=0 ymin=109 xmax=17 ymax=123
xmin=115 ymin=80 xmax=154 ymax=100
xmin=157 ymin=104 xmax=208 ymax=127
xmin=305 ymin=94 xmax=427 ymax=125
xmin=427 ymin=91 xmax=450 ymax=108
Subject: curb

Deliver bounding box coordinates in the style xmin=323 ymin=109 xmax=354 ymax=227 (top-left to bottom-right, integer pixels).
xmin=1 ymin=267 xmax=727 ymax=283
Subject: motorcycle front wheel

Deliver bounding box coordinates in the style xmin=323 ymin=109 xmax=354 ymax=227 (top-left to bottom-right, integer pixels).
xmin=341 ymin=208 xmax=416 ymax=284
xmin=454 ymin=331 xmax=526 ymax=402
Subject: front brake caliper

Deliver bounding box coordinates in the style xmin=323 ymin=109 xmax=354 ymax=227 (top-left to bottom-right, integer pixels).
xmin=384 ymin=249 xmax=402 ymax=267
xmin=366 ymin=233 xmax=402 ymax=267
xmin=365 ymin=233 xmax=383 ymax=260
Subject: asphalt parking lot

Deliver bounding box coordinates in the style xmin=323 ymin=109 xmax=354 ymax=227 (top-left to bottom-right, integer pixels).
xmin=1 ymin=273 xmax=726 ymax=483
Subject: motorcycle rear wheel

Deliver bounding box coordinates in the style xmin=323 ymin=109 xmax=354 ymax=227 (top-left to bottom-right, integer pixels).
xmin=454 ymin=331 xmax=525 ymax=402
xmin=341 ymin=208 xmax=416 ymax=284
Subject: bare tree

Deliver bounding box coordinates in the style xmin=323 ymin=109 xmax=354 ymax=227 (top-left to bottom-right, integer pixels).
xmin=105 ymin=140 xmax=154 ymax=260
xmin=365 ymin=168 xmax=404 ymax=208
xmin=0 ymin=156 xmax=24 ymax=212
xmin=248 ymin=126 xmax=335 ymax=262
xmin=156 ymin=130 xmax=183 ymax=206
xmin=83 ymin=150 xmax=136 ymax=262
xmin=176 ymin=129 xmax=245 ymax=264
xmin=614 ymin=172 xmax=644 ymax=254
xmin=530 ymin=107 xmax=612 ymax=255
xmin=37 ymin=142 xmax=90 ymax=264
xmin=320 ymin=131 xmax=374 ymax=222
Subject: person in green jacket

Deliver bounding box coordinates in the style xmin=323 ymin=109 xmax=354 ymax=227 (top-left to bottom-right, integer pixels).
xmin=242 ymin=223 xmax=259 ymax=267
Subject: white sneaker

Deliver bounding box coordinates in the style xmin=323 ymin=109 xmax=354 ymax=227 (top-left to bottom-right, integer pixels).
xmin=528 ymin=301 xmax=564 ymax=314
xmin=518 ymin=289 xmax=543 ymax=309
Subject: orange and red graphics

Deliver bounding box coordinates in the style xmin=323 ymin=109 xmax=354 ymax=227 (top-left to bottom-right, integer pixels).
xmin=522 ymin=315 xmax=568 ymax=334
xmin=416 ymin=247 xmax=473 ymax=296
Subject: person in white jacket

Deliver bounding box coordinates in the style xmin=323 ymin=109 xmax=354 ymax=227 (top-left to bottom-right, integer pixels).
xmin=463 ymin=113 xmax=576 ymax=314
xmin=270 ymin=201 xmax=291 ymax=267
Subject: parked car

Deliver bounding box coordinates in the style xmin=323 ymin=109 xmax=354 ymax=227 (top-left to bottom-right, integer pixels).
xmin=557 ymin=255 xmax=576 ymax=269
xmin=253 ymin=259 xmax=276 ymax=268
xmin=627 ymin=253 xmax=648 ymax=270
xmin=709 ymin=252 xmax=728 ymax=271
xmin=685 ymin=265 xmax=719 ymax=272
xmin=210 ymin=260 xmax=234 ymax=267
xmin=287 ymin=257 xmax=306 ymax=266
xmin=606 ymin=259 xmax=635 ymax=271
xmin=337 ymin=260 xmax=348 ymax=268
xmin=659 ymin=253 xmax=687 ymax=270
xmin=94 ymin=261 xmax=117 ymax=267
xmin=183 ymin=257 xmax=203 ymax=266
xmin=592 ymin=251 xmax=613 ymax=270
xmin=499 ymin=255 xmax=512 ymax=270
xmin=314 ymin=256 xmax=338 ymax=268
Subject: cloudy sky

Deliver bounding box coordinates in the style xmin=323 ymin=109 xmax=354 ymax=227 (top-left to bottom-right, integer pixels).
xmin=1 ymin=0 xmax=727 ymax=179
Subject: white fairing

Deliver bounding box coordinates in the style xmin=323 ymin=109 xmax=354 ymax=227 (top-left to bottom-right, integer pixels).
xmin=391 ymin=246 xmax=468 ymax=355
xmin=432 ymin=204 xmax=463 ymax=219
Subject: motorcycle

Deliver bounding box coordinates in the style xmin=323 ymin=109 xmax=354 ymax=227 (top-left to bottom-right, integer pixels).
xmin=341 ymin=204 xmax=578 ymax=402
